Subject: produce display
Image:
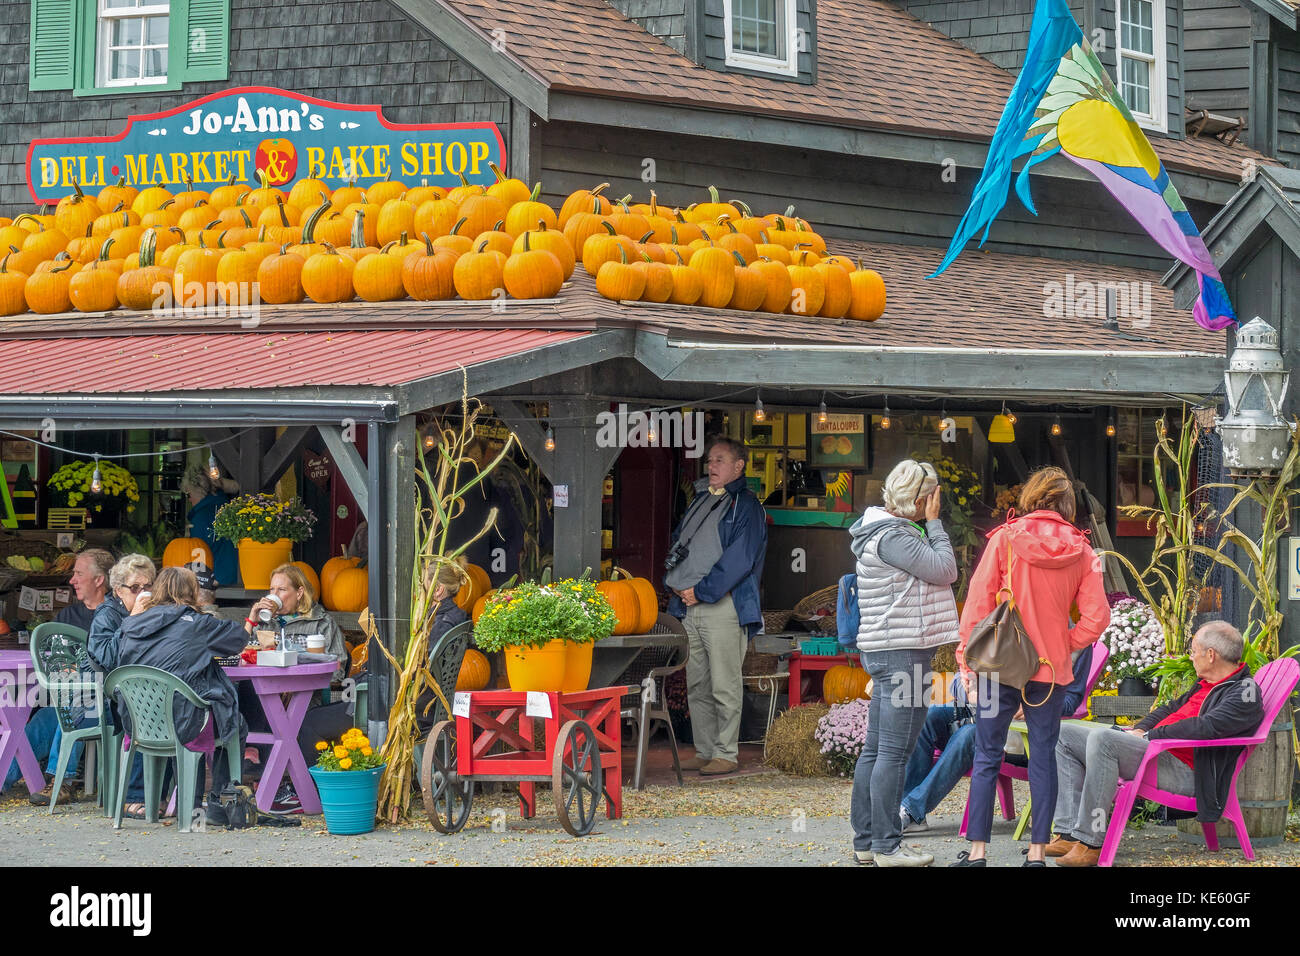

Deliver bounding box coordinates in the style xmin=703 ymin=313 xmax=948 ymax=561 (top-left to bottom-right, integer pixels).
xmin=6 ymin=552 xmax=76 ymax=574
xmin=0 ymin=178 xmax=886 ymax=320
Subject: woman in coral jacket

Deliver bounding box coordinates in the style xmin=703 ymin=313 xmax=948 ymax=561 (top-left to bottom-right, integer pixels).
xmin=951 ymin=467 xmax=1109 ymax=867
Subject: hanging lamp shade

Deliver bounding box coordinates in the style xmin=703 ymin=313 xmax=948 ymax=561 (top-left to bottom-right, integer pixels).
xmin=988 ymin=414 xmax=1016 ymax=443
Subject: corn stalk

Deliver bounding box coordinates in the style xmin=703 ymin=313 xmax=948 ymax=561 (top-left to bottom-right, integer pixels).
xmin=375 ymin=378 xmax=517 ymax=823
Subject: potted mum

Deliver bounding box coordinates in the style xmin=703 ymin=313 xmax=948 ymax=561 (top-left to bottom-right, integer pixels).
xmin=1101 ymin=598 xmax=1163 ymax=696
xmin=46 ymin=460 xmax=140 ymax=525
xmin=212 ymin=493 xmax=316 ymax=589
xmin=473 ymin=576 xmax=616 ymax=692
xmin=310 ymin=727 xmax=385 ymax=835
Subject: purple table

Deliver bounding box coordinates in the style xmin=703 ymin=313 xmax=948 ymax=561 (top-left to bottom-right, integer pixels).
xmin=0 ymin=649 xmax=44 ymax=792
xmin=223 ymin=661 xmax=337 ymax=814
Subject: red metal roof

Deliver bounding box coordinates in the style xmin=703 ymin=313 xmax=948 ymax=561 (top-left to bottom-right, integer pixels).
xmin=0 ymin=328 xmax=589 ymax=394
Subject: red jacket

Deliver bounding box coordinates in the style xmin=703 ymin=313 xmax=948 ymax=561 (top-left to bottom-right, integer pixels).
xmin=957 ymin=511 xmax=1109 ymax=685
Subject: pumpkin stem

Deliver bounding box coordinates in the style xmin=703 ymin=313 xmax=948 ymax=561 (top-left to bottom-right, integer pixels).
xmin=450 ymin=216 xmax=468 ymax=236
xmin=717 ymin=216 xmax=738 ymax=233
xmin=236 ymin=190 xmax=250 ymax=205
xmin=217 ymin=229 xmax=229 ymax=249
xmin=168 ymin=226 xmax=184 ymax=241
xmin=111 ymin=202 xmax=124 ymax=213
xmin=730 ymin=249 xmax=746 ymax=267
xmin=638 ymin=229 xmax=655 ymax=244
xmin=649 ymin=190 xmax=658 ymax=217
xmin=599 ymin=221 xmax=616 ymax=236
xmin=238 ymin=207 xmax=252 ymax=228
xmin=457 ymin=172 xmax=471 ymax=188
xmin=258 ymin=224 xmax=268 ymax=242
xmin=276 ymin=201 xmax=290 ymax=228
xmin=52 ymin=258 xmax=73 ymax=274
xmin=475 ymin=238 xmax=490 ymax=253
xmin=706 ymin=185 xmax=721 ymax=204
xmin=321 ymin=241 xmax=338 ymax=255
xmin=529 ymin=182 xmax=542 ymax=202
xmin=398 ymin=231 xmax=409 ymax=246
xmin=493 ymin=219 xmax=505 ymax=231
xmin=421 ymin=232 xmax=435 ymax=254
xmin=279 ymin=242 xmax=290 ymax=255
xmin=669 ymin=224 xmax=680 ymax=244
xmin=617 ymin=244 xmax=628 ymax=265
xmin=670 ymin=248 xmax=684 ymax=265
xmin=522 ymin=232 xmax=532 ymax=252
xmin=488 ymin=161 xmax=509 ymax=185
xmin=97 ymin=237 xmax=115 ymax=261
xmin=590 ymin=183 xmax=610 ymax=197
xmin=301 ymin=198 xmax=331 ymax=244
xmin=380 ymin=240 xmax=396 ymax=253
xmin=732 ymin=199 xmax=753 ymax=217
xmin=784 ymin=204 xmax=797 ymax=218
xmin=351 ymin=209 xmax=367 ymax=249
xmin=204 ymin=218 xmax=222 ymax=231
xmin=759 ymin=229 xmax=769 ymax=243
xmin=536 ymin=219 xmax=548 ymax=232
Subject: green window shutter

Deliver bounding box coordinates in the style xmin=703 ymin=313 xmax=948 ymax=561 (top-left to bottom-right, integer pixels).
xmin=29 ymin=0 xmax=77 ymax=91
xmin=174 ymin=0 xmax=229 ymax=83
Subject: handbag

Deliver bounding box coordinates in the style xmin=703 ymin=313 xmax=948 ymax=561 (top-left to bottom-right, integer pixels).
xmin=963 ymin=544 xmax=1055 ymax=707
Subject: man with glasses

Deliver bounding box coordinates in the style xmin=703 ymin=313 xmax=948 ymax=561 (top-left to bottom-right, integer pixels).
xmin=665 ymin=436 xmax=767 ymax=776
xmin=1048 ymin=621 xmax=1263 ymax=866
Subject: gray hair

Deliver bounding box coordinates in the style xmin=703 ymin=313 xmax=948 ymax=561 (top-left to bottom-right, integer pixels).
xmin=182 ymin=464 xmax=214 ymax=498
xmin=1194 ymin=620 xmax=1244 ymax=663
xmin=883 ymin=460 xmax=939 ymax=519
xmin=109 ymin=554 xmax=157 ymax=591
xmin=704 ymin=435 xmax=746 ymax=465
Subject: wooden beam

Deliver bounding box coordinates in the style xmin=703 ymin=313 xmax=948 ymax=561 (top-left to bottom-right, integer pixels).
xmin=1250 ymin=11 xmax=1279 ymax=158
xmin=318 ymin=425 xmax=370 ymax=519
xmin=509 ymin=99 xmax=541 ymax=188
xmin=236 ymin=431 xmax=262 ymax=496
xmin=259 ymin=426 xmax=312 ymax=491
xmin=382 ymin=416 xmax=417 ymax=661
xmin=491 ymin=399 xmax=552 ymax=475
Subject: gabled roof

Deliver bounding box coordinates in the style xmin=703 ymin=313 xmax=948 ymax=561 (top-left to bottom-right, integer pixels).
xmin=1165 ymin=167 xmax=1300 ymax=309
xmin=1232 ymin=0 xmax=1297 ymax=30
xmin=429 ymin=0 xmax=1269 ymax=184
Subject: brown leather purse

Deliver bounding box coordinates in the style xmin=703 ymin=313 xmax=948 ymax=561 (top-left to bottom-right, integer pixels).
xmin=963 ymin=545 xmax=1055 ymax=707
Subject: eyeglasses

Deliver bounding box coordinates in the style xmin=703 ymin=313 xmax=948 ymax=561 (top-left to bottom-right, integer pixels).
xmin=122 ymin=583 xmax=148 ymax=595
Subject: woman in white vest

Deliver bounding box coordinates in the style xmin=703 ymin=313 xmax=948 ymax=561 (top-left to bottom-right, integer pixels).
xmin=848 ymin=459 xmax=960 ymax=867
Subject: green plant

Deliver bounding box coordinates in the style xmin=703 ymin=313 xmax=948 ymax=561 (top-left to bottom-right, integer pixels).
xmin=1144 ymin=621 xmax=1300 ymax=691
xmin=472 ymin=576 xmax=615 ymax=652
xmin=118 ymin=516 xmax=179 ymax=562
xmin=212 ymin=493 xmax=316 ymax=544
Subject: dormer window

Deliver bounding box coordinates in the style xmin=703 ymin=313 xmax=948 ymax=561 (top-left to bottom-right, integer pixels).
xmin=724 ymin=0 xmax=798 ymax=77
xmin=1118 ymin=0 xmax=1167 ymax=133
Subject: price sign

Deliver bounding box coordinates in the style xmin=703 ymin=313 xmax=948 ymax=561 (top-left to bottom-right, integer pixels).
xmin=525 ymin=692 xmax=552 ymax=719
xmin=452 ymin=692 xmax=471 ymax=718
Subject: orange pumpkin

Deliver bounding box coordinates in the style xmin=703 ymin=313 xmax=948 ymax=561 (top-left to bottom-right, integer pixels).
xmin=320 ymin=552 xmax=362 ymax=610
xmin=823 ymin=664 xmax=872 ymax=704
xmin=455 ymin=563 xmax=492 ymax=611
xmin=163 ymin=537 xmax=213 ymax=569
xmin=291 ymin=561 xmax=321 ymax=600
xmin=470 ymin=588 xmax=497 ymax=624
xmin=847 ymin=264 xmax=887 ymax=321
xmin=456 ymin=648 xmax=491 ymax=691
xmin=330 ymin=566 xmax=370 ymax=613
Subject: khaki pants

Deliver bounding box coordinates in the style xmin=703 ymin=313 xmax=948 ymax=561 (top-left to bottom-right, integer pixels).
xmin=683 ymin=594 xmax=747 ymax=763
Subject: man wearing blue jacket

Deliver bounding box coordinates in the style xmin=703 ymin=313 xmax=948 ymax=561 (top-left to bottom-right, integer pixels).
xmin=665 ymin=436 xmax=767 ymax=776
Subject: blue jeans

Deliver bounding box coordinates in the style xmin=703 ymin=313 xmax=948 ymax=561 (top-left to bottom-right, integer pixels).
xmin=901 ymin=706 xmax=977 ymax=823
xmin=850 ymin=648 xmax=933 ymax=854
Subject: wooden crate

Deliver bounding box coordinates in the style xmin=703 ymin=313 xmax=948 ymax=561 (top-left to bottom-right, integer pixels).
xmin=46 ymin=509 xmax=87 ymax=530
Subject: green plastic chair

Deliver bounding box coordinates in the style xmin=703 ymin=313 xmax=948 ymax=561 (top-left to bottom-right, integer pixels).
xmin=29 ymin=622 xmax=119 ymax=817
xmin=104 ymin=665 xmax=240 ymax=833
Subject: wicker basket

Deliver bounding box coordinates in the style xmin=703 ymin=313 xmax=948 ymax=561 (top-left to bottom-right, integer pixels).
xmin=0 ymin=535 xmax=65 ymax=565
xmin=793 ymin=584 xmax=839 ymax=635
xmin=0 ymin=567 xmax=26 ymax=592
xmin=762 ymin=609 xmax=794 ymax=633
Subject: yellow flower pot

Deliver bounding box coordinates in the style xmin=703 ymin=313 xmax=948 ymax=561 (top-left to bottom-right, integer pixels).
xmin=561 ymin=641 xmax=594 ymax=693
xmin=504 ymin=639 xmax=568 ymax=693
xmin=237 ymin=538 xmax=293 ymax=590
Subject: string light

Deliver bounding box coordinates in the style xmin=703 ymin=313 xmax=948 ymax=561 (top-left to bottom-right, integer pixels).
xmin=1106 ymin=412 xmax=1116 ymax=438
xmin=1002 ymin=402 xmax=1017 ymax=425
xmin=90 ymin=454 xmax=102 ymax=494
xmin=207 ymin=451 xmax=220 ymax=482
xmin=753 ymin=392 xmax=765 ymax=423
xmin=938 ymin=405 xmax=953 ymax=433
xmin=818 ymin=393 xmax=828 ymax=425
xmin=880 ymin=401 xmax=892 ymax=430
xmin=1051 ymin=416 xmax=1063 ymax=437
xmin=544 ymin=426 xmax=555 ymax=452
xmin=422 ymin=427 xmax=437 ymax=452
xmin=647 ymin=420 xmax=658 ymax=443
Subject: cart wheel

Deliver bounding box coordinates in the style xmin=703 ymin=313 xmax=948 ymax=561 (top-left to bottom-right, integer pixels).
xmin=553 ymin=719 xmax=603 ymax=837
xmin=420 ymin=720 xmax=473 ymax=834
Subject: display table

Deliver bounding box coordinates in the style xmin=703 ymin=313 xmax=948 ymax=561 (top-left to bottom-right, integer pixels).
xmin=0 ymin=649 xmax=43 ymax=793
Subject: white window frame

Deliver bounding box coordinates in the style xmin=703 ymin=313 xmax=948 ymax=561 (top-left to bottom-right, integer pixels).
xmin=723 ymin=0 xmax=799 ymax=78
xmin=97 ymin=0 xmax=171 ymax=89
xmin=1116 ymin=0 xmax=1167 ymax=133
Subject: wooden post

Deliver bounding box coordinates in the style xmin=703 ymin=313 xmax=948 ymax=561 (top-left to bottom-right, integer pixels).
xmin=374 ymin=415 xmax=416 ymax=744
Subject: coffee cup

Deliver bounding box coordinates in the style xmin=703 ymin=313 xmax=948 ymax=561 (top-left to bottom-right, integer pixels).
xmin=306 ymin=635 xmax=326 ymax=654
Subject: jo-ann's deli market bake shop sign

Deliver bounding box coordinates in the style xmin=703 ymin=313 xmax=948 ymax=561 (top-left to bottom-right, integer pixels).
xmin=27 ymin=86 xmax=506 ymax=204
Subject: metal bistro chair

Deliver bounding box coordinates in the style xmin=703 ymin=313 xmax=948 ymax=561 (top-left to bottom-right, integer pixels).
xmin=413 ymin=620 xmax=474 ymax=767
xmin=104 ymin=665 xmax=241 ymax=833
xmin=619 ymin=613 xmax=689 ymax=790
xmin=29 ymin=622 xmax=117 ymax=816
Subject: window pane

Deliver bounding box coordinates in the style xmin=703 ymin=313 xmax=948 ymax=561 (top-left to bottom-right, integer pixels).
xmin=143 ymin=46 xmax=167 ymax=77
xmin=111 ymin=16 xmax=142 ymax=46
xmin=144 ymin=15 xmax=168 ymax=45
xmin=732 ymin=0 xmax=781 ymax=57
xmin=1120 ymin=0 xmax=1153 ymax=54
xmin=104 ymin=0 xmax=139 ymax=9
xmin=111 ymin=48 xmax=141 ymax=79
xmin=1121 ymin=57 xmax=1150 ymax=114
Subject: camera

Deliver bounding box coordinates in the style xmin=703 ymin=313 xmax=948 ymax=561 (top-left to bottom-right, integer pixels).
xmin=664 ymin=541 xmax=689 ymax=572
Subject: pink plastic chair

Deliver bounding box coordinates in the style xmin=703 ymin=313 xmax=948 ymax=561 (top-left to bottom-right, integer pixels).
xmin=958 ymin=640 xmax=1110 ymax=837
xmin=1098 ymin=657 xmax=1299 ymax=867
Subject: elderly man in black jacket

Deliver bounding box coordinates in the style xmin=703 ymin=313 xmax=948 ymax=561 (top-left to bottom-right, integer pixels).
xmin=1048 ymin=620 xmax=1262 ymax=866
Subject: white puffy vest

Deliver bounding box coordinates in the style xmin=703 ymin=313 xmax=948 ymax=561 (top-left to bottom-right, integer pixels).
xmin=855 ymin=525 xmax=959 ymax=653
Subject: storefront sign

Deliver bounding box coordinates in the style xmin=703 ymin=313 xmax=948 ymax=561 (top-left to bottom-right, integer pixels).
xmin=811 ymin=414 xmax=866 ymax=467
xmin=303 ymin=452 xmax=332 ymax=490
xmin=27 ymin=86 xmax=506 ymax=204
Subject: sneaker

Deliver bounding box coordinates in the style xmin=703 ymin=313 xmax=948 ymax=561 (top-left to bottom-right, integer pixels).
xmin=900 ymin=807 xmax=929 ymax=833
xmin=874 ymin=844 xmax=934 ymax=867
xmin=679 ymin=755 xmax=710 ymax=771
xmin=270 ymin=782 xmax=300 ymax=813
xmin=29 ymin=781 xmax=77 ymax=806
xmin=853 ymin=849 xmax=874 ymax=864
xmin=950 ymin=850 xmax=987 ymax=867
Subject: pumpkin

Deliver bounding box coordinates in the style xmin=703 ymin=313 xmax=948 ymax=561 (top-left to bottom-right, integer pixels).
xmin=486 ymin=161 xmax=532 ymax=207
xmin=446 ymin=172 xmax=486 ymax=206
xmin=562 ymin=200 xmax=616 ymax=259
xmin=375 ymin=195 xmax=416 ymax=247
xmin=365 ymin=175 xmax=408 ymax=208
xmin=413 ymin=196 xmax=460 ymax=240
xmin=330 ymin=566 xmax=369 ymax=613
xmin=2 ymin=244 xmax=42 ymax=277
xmin=54 ymin=181 xmax=102 ymax=240
xmin=452 ymin=239 xmax=506 ymax=301
xmin=558 ymin=182 xmax=611 ymax=227
xmin=24 ymin=260 xmax=74 ymax=314
xmin=97 ymin=176 xmax=138 ymax=213
xmin=330 ymin=177 xmax=366 ymax=211
xmin=632 ymin=255 xmax=674 ymax=303
xmin=131 ymin=185 xmax=174 ymax=217
xmin=215 ymin=245 xmax=270 ymax=307
xmin=301 ymin=243 xmax=355 ymax=303
xmin=823 ymin=664 xmax=871 ymax=704
xmin=470 ymin=588 xmax=497 ymax=624
xmin=163 ymin=536 xmax=213 ymax=569
xmin=432 ymin=217 xmax=475 ymax=257
xmin=455 ymin=190 xmax=508 ymax=240
xmin=339 ymin=209 xmax=379 ymax=263
xmin=503 ymin=183 xmax=557 ymax=237
xmin=68 ymin=246 xmax=122 ymax=312
xmin=0 ymin=256 xmax=29 ymax=316
xmin=608 ymin=199 xmax=651 ymax=241
xmin=257 ymin=198 xmax=301 ymax=240
xmin=22 ymin=222 xmax=71 ymax=262
xmin=636 ymin=231 xmax=667 ymax=264
xmin=596 ymin=580 xmax=640 ymax=635
xmin=287 ymin=177 xmax=330 ymax=212
xmin=666 ymin=250 xmax=703 ymax=305
xmin=715 ymin=217 xmax=757 ymax=263
xmin=473 ymin=221 xmax=515 ymax=257
xmin=291 ymin=561 xmax=321 ymax=599
xmin=257 ymin=245 xmax=307 ymax=304
xmin=382 ymin=231 xmax=422 ymax=261
xmin=502 ymin=232 xmax=564 ymax=300
xmin=353 ymin=249 xmax=406 ymax=302
xmin=172 ymin=177 xmax=210 ymax=213
xmin=404 ymin=180 xmax=445 ymax=207
xmin=815 ymin=260 xmax=852 ymax=318
xmin=685 ymin=185 xmax=740 ymax=224
xmin=635 ymin=192 xmax=676 ymax=243
xmin=402 ymin=233 xmax=459 ymax=301
xmin=727 ymin=250 xmax=766 ymax=311
xmin=456 ymin=648 xmax=491 ymax=691
xmin=454 ymin=563 xmax=491 ymax=610
xmin=172 ymin=239 xmax=222 ymax=307
xmin=595 ymin=244 xmax=646 ymax=301
xmin=320 ymin=551 xmax=361 ymax=609
xmin=513 ymin=220 xmax=574 ymax=279
xmin=116 ymin=229 xmax=173 ymax=311
xmin=207 ymin=175 xmax=246 ymax=211
xmin=628 ymin=576 xmax=659 ymax=632
xmin=787 ymin=252 xmax=826 ymax=316
xmin=847 ymin=264 xmax=887 ymax=321
xmin=241 ymin=169 xmax=287 ymax=213
xmin=751 ymin=257 xmax=794 ymax=313
xmin=689 ymin=245 xmax=736 ymax=309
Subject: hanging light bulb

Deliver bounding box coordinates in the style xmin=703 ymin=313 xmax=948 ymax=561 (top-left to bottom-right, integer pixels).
xmin=880 ymin=401 xmax=892 ymax=430
xmin=647 ymin=418 xmax=658 ymax=444
xmin=422 ymin=427 xmax=437 ymax=452
xmin=90 ymin=455 xmax=102 ymax=494
xmin=753 ymin=392 xmax=765 ymax=423
xmin=208 ymin=450 xmax=221 ymax=482
xmin=544 ymin=426 xmax=555 ymax=452
xmin=1002 ymin=402 xmax=1018 ymax=426
xmin=1106 ymin=413 xmax=1116 ymax=438
xmin=1051 ymin=416 xmax=1063 ymax=437
xmin=937 ymin=405 xmax=953 ymax=433
xmin=818 ymin=393 xmax=828 ymax=425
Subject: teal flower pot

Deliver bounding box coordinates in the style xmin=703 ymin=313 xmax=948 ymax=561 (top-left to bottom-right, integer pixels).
xmin=309 ymin=764 xmax=385 ymax=835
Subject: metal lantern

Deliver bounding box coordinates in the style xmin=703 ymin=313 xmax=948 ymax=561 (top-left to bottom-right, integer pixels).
xmin=1216 ymin=317 xmax=1295 ymax=476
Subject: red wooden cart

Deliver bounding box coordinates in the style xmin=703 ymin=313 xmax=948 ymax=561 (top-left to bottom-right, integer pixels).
xmin=419 ymin=684 xmax=632 ymax=837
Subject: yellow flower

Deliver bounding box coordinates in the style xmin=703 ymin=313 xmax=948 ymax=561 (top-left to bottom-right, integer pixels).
xmin=339 ymin=757 xmax=352 ymax=769
xmin=361 ymin=746 xmax=372 ymax=756
xmin=333 ymin=745 xmax=348 ymax=759
xmin=315 ymin=741 xmax=328 ymax=751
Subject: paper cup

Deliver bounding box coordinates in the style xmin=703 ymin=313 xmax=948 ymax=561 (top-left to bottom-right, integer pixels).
xmin=306 ymin=635 xmax=327 ymax=653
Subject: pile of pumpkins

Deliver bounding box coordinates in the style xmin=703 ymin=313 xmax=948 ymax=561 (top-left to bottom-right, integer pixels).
xmin=160 ymin=538 xmax=368 ymax=612
xmin=0 ymin=170 xmax=884 ymax=320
